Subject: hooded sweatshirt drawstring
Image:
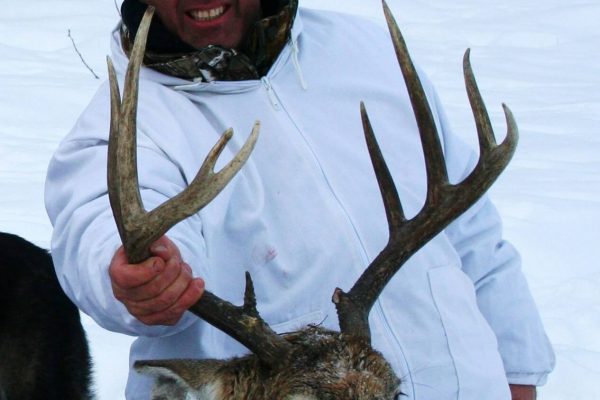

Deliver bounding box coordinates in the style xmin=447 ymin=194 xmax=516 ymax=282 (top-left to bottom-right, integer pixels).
xmin=291 ymin=37 xmax=308 ymax=90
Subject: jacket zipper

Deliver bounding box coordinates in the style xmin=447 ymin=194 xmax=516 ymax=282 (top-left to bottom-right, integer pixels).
xmin=261 ymin=76 xmax=281 ymax=111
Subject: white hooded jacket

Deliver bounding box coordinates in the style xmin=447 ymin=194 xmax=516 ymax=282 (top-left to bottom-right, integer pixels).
xmin=45 ymin=7 xmax=554 ymax=400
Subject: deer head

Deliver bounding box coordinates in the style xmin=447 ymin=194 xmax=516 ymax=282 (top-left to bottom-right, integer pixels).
xmin=106 ymin=2 xmax=517 ymax=399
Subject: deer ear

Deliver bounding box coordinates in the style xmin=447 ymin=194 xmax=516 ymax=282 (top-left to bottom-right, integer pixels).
xmin=135 ymin=359 xmax=226 ymax=400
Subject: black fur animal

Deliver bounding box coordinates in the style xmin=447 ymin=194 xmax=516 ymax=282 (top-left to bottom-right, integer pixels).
xmin=0 ymin=232 xmax=92 ymax=400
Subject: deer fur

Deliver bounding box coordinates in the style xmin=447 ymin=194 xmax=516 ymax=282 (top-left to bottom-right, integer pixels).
xmin=0 ymin=232 xmax=92 ymax=400
xmin=135 ymin=326 xmax=400 ymax=400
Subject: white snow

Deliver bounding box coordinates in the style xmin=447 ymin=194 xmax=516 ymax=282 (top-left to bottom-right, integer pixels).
xmin=1 ymin=0 xmax=598 ymax=398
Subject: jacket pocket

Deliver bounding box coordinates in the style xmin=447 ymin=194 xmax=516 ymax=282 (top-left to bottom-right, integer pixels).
xmin=428 ymin=265 xmax=510 ymax=400
xmin=271 ymin=310 xmax=326 ymax=334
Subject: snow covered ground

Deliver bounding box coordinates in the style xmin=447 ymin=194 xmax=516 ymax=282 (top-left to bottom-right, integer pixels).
xmin=1 ymin=0 xmax=598 ymax=398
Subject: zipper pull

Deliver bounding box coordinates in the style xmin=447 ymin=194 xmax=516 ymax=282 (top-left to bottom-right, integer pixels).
xmin=261 ymin=76 xmax=281 ymax=111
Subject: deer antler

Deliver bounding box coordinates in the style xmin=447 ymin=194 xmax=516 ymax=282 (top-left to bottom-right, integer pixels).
xmin=107 ymin=6 xmax=293 ymax=367
xmin=333 ymin=0 xmax=518 ymax=341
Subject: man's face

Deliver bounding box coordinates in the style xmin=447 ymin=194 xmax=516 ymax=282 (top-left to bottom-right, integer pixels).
xmin=143 ymin=0 xmax=262 ymax=49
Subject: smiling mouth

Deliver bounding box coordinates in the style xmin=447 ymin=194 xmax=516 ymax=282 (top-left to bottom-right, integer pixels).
xmin=188 ymin=6 xmax=226 ymax=22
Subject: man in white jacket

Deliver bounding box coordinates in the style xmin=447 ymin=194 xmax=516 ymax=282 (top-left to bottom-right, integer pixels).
xmin=45 ymin=0 xmax=554 ymax=399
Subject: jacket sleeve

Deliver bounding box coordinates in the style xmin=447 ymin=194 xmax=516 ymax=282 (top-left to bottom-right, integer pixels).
xmin=428 ymin=86 xmax=555 ymax=385
xmin=44 ymin=83 xmax=207 ymax=337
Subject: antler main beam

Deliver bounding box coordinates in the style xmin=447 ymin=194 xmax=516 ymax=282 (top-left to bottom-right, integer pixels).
xmin=333 ymin=0 xmax=518 ymax=341
xmin=107 ymin=7 xmax=292 ymax=367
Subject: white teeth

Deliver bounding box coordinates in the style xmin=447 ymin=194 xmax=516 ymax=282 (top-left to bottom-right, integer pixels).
xmin=189 ymin=6 xmax=225 ymax=21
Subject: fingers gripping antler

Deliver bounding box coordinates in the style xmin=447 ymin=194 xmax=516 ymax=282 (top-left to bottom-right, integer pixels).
xmin=334 ymin=0 xmax=518 ymax=341
xmin=107 ymin=7 xmax=292 ymax=367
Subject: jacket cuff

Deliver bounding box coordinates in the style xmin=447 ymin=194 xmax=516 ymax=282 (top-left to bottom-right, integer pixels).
xmin=507 ymin=371 xmax=550 ymax=386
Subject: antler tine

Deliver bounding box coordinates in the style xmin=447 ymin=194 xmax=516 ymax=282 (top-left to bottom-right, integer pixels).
xmin=334 ymin=0 xmax=518 ymax=342
xmin=107 ymin=7 xmax=292 ymax=367
xmin=464 ymin=49 xmax=496 ymax=154
xmin=464 ymin=49 xmax=519 ymax=159
xmin=360 ymin=102 xmax=407 ymax=233
xmin=333 ymin=103 xmax=407 ymax=339
xmin=141 ymin=122 xmax=260 ymax=261
xmin=187 ymin=272 xmax=295 ymax=365
xmin=381 ymin=1 xmax=449 ymax=198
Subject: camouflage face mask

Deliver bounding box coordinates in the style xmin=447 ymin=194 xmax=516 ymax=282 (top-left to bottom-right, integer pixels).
xmin=120 ymin=0 xmax=298 ymax=82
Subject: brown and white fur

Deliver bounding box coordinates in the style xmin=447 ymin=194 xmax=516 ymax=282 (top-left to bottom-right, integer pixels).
xmin=136 ymin=327 xmax=400 ymax=400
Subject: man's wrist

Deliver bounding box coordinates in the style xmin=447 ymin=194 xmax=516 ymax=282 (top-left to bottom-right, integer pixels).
xmin=509 ymin=384 xmax=536 ymax=400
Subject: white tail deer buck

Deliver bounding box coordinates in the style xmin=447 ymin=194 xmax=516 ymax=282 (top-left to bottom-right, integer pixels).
xmin=106 ymin=2 xmax=518 ymax=399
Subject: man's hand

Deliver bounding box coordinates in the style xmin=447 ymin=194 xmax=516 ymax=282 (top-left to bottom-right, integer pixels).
xmin=109 ymin=236 xmax=204 ymax=326
xmin=510 ymin=385 xmax=536 ymax=400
